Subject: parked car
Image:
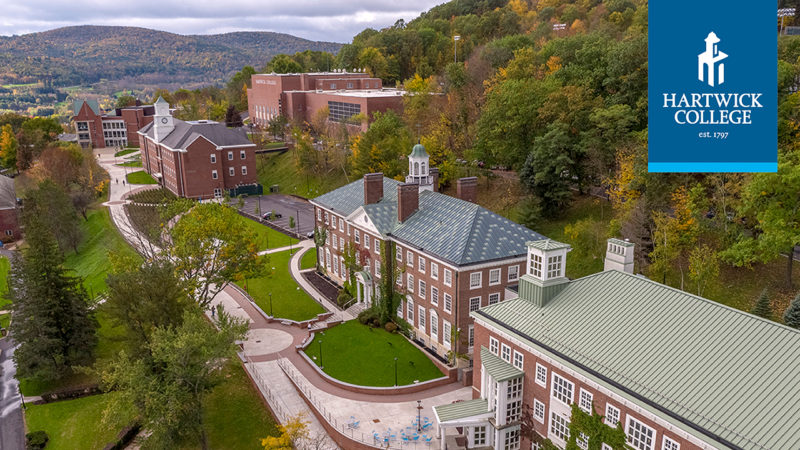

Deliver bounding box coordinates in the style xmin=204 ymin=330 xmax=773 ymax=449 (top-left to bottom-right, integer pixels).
xmin=306 ymin=231 xmax=315 ymax=239
xmin=262 ymin=211 xmax=282 ymax=220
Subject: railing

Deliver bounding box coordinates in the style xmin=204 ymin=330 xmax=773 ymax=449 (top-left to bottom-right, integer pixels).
xmin=240 ymin=353 xmax=295 ymax=423
xmin=277 ymin=358 xmax=436 ymax=450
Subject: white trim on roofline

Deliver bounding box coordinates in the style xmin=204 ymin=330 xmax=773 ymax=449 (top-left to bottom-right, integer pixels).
xmin=216 ymin=143 xmax=256 ymax=149
xmin=471 ymin=315 xmax=718 ymax=450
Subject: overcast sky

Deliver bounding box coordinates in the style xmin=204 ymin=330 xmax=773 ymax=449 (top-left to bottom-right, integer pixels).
xmin=0 ymin=0 xmax=445 ymax=43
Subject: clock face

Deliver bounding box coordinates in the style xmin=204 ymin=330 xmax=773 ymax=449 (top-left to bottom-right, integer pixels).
xmin=161 ymin=117 xmax=169 ymax=124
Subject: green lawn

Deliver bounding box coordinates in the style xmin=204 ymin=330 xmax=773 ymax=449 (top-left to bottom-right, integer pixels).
xmin=117 ymin=160 xmax=142 ymax=167
xmin=304 ymin=320 xmax=444 ymax=387
xmin=126 ymin=171 xmax=157 ymax=185
xmin=25 ymin=393 xmax=135 ymax=450
xmin=300 ymin=247 xmax=317 ymax=270
xmin=234 ymin=214 xmax=298 ymax=251
xmin=204 ymin=362 xmax=280 ymax=449
xmin=114 ymin=149 xmax=137 ymax=157
xmin=256 ymin=150 xmax=350 ymax=198
xmin=0 ymin=313 xmax=8 ymax=330
xmin=239 ymin=249 xmax=325 ymax=321
xmin=0 ymin=256 xmax=10 ymax=309
xmin=64 ymin=208 xmax=140 ymax=296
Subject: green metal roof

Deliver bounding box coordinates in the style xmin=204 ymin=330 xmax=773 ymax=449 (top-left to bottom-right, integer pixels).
xmin=72 ymin=99 xmax=100 ymax=117
xmin=526 ymin=239 xmax=570 ymax=251
xmin=410 ymin=143 xmax=428 ymax=158
xmin=433 ymin=398 xmax=490 ymax=423
xmin=474 ymin=270 xmax=800 ymax=450
xmin=313 ymin=177 xmax=545 ymax=266
xmin=480 ymin=346 xmax=523 ymax=382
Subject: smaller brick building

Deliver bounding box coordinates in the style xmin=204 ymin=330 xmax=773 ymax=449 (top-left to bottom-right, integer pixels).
xmin=247 ymin=71 xmax=404 ymax=131
xmin=137 ymin=98 xmax=259 ymax=200
xmin=0 ymin=175 xmax=20 ymax=241
xmin=71 ymin=100 xmax=155 ymax=149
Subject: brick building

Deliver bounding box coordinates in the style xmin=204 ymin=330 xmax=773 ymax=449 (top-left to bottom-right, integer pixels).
xmin=247 ymin=71 xmax=404 ymax=131
xmin=433 ymin=238 xmax=800 ymax=450
xmin=137 ymin=98 xmax=259 ymax=200
xmin=311 ymin=143 xmax=545 ymax=364
xmin=0 ymin=175 xmax=20 ymax=241
xmin=71 ymin=99 xmax=155 ymax=149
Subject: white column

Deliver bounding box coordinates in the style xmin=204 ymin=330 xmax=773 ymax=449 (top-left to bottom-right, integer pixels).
xmin=440 ymin=425 xmax=446 ymax=450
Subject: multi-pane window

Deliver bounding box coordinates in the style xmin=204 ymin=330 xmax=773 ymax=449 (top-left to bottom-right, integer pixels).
xmin=443 ymin=321 xmax=451 ymax=346
xmin=374 ymin=239 xmax=380 ymax=254
xmin=418 ymin=306 xmax=426 ymax=331
xmin=444 ymin=269 xmax=452 ymax=286
xmin=579 ymin=389 xmax=593 ymax=413
xmin=210 ymin=154 xmax=216 ymax=163
xmin=418 ymin=256 xmax=426 ymax=273
xmin=469 ymin=297 xmax=480 ymax=312
xmin=431 ymin=262 xmax=438 ymax=279
xmin=605 ymin=404 xmax=620 ymax=427
xmin=508 ymin=265 xmax=519 ymax=281
xmin=535 ymin=364 xmax=547 ymax=387
xmin=332 ymin=216 xmax=337 ymax=228
xmin=444 ymin=293 xmax=452 ymax=313
xmin=431 ymin=286 xmax=439 ymax=306
xmin=577 ymin=433 xmax=589 ymax=450
xmin=489 ymin=268 xmax=501 ymax=285
xmin=328 ymin=101 xmax=361 ymax=122
xmin=333 ymin=236 xmax=338 ymax=249
xmin=228 ymin=151 xmax=233 ymax=160
xmin=550 ymin=413 xmax=570 ymax=441
xmin=241 ymin=166 xmax=247 ymax=175
xmin=626 ymin=416 xmax=655 ymax=450
xmin=407 ymin=299 xmax=414 ymax=322
xmin=364 ymin=234 xmax=370 ymax=248
xmin=397 ymin=247 xmax=403 ymax=262
xmin=547 ymin=255 xmax=563 ymax=278
xmin=489 ymin=293 xmax=500 ymax=305
xmin=513 ymin=351 xmax=523 ymax=370
xmin=407 ymin=251 xmax=413 ymax=267
xmin=506 ymin=400 xmax=522 ymax=422
xmin=470 ymin=272 xmax=482 ymax=289
xmin=508 ymin=377 xmax=522 ymax=399
xmin=354 ymin=229 xmax=360 ymax=243
xmin=375 ymin=259 xmax=381 ymax=277
xmin=530 ymin=254 xmax=542 ymax=277
xmin=489 ymin=337 xmax=499 ymax=355
xmin=229 ymin=167 xmax=235 ymax=176
xmin=473 ymin=426 xmax=486 ymax=446
xmin=407 ymin=274 xmax=414 ymax=293
xmin=552 ymin=374 xmax=574 ymax=405
xmin=212 ymin=170 xmax=218 ymax=179
xmin=662 ymin=437 xmax=680 ymax=450
xmin=240 ymin=150 xmax=246 ymax=159
xmin=430 ymin=311 xmax=438 ymax=337
xmin=418 ymin=280 xmax=426 ymax=299
xmin=504 ymin=428 xmax=520 ymax=450
xmin=501 ymin=344 xmax=511 ymax=362
xmin=339 ymin=220 xmax=344 ymax=232
xmin=339 ymin=237 xmax=344 ymax=249
xmin=324 ymin=212 xmax=329 ymax=224
xmin=340 ymin=257 xmax=346 ymax=277
xmin=533 ymin=399 xmax=545 ymax=423
xmin=317 ymin=209 xmax=321 ymax=220
xmin=468 ymin=326 xmax=474 ymax=347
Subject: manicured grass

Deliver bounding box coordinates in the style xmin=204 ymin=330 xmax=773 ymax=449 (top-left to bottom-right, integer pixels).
xmin=304 ymin=320 xmax=444 ymax=387
xmin=300 ymin=247 xmax=318 ymax=270
xmin=204 ymin=361 xmax=280 ymax=449
xmin=263 ymin=141 xmax=287 ymax=149
xmin=0 ymin=256 xmax=10 ymax=309
xmin=114 ymin=149 xmax=137 ymax=157
xmin=234 ymin=214 xmax=298 ymax=251
xmin=126 ymin=170 xmax=157 ymax=185
xmin=64 ymin=208 xmax=140 ymax=296
xmin=256 ymin=150 xmax=350 ymax=198
xmin=239 ymin=249 xmax=325 ymax=321
xmin=0 ymin=313 xmax=9 ymax=330
xmin=25 ymin=393 xmax=135 ymax=450
xmin=117 ymin=160 xmax=142 ymax=167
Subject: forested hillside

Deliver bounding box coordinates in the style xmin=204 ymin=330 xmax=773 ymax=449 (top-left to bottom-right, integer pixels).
xmin=0 ymin=26 xmax=342 ymax=87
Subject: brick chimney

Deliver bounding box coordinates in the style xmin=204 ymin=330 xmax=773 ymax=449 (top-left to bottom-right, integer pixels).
xmin=363 ymin=173 xmax=384 ymax=205
xmin=456 ymin=177 xmax=477 ymax=203
xmin=429 ymin=167 xmax=439 ymax=193
xmin=397 ymin=183 xmax=419 ymax=223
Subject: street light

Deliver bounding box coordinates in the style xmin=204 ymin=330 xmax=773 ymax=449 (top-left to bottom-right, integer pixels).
xmin=268 ymin=292 xmax=273 ymax=316
xmin=453 ymin=35 xmax=461 ymax=63
xmin=416 ymin=400 xmax=423 ymax=433
xmin=394 ymin=357 xmax=398 ymax=386
xmin=318 ymin=332 xmax=325 ymax=369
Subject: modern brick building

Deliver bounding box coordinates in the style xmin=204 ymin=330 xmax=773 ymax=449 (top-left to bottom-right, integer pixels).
xmin=137 ymin=98 xmax=259 ymax=200
xmin=433 ymin=238 xmax=800 ymax=450
xmin=247 ymin=71 xmax=404 ymax=131
xmin=311 ymin=144 xmax=545 ymax=364
xmin=71 ymin=99 xmax=155 ymax=149
xmin=0 ymin=175 xmax=20 ymax=241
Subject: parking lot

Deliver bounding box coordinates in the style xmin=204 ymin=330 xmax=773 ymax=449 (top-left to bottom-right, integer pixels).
xmin=231 ymin=194 xmax=315 ymax=238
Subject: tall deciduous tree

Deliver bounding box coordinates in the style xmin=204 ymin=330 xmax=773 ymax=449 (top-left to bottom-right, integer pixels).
xmin=350 ymin=111 xmax=412 ymax=179
xmin=9 ymin=218 xmax=97 ymax=381
xmin=23 ymin=179 xmax=83 ymax=253
xmin=168 ymin=203 xmax=263 ymax=308
xmin=0 ymin=124 xmax=18 ymax=171
xmin=688 ymin=244 xmax=719 ymax=296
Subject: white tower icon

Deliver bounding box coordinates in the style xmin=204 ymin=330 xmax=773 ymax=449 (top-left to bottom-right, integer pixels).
xmin=698 ymin=32 xmax=728 ymax=87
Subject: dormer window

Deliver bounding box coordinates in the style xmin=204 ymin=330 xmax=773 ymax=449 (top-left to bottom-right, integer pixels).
xmin=547 ymin=255 xmax=563 ymax=278
xmin=530 ymin=254 xmax=542 ymax=277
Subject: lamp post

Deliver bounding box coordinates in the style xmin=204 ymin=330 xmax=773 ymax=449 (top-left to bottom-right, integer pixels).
xmin=453 ymin=35 xmax=461 ymax=63
xmin=416 ymin=400 xmax=423 ymax=433
xmin=318 ymin=333 xmax=324 ymax=369
xmin=394 ymin=357 xmax=398 ymax=386
xmin=268 ymin=292 xmax=273 ymax=316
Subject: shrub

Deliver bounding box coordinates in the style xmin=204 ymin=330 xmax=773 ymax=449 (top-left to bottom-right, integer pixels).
xmin=336 ymin=289 xmax=353 ymax=307
xmin=358 ymin=308 xmax=380 ymax=327
xmin=26 ymin=431 xmax=48 ymax=450
xmin=384 ymin=322 xmax=398 ymax=333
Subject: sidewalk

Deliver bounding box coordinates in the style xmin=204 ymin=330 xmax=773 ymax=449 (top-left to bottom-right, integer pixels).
xmin=287 ymin=241 xmax=355 ymax=322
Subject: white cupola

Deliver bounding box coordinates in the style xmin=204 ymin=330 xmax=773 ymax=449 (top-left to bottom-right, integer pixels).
xmin=518 ymin=239 xmax=571 ymax=307
xmin=405 ymin=142 xmax=433 ymax=192
xmin=153 ymin=96 xmax=174 ymax=143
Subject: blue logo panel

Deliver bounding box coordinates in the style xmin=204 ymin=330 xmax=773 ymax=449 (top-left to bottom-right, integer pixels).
xmin=649 ymin=1 xmax=777 ymax=173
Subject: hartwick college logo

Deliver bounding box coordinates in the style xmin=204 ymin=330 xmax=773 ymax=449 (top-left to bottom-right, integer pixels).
xmin=649 ymin=2 xmax=777 ymax=173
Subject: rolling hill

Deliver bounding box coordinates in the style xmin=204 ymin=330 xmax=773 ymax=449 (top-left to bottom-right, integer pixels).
xmin=0 ymin=25 xmax=343 ymax=87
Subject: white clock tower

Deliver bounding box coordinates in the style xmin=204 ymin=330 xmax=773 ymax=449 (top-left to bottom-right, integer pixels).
xmin=153 ymin=96 xmax=174 ymax=142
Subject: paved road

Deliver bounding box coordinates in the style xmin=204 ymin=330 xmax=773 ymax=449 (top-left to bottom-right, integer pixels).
xmin=0 ymin=338 xmax=23 ymax=450
xmin=231 ymin=194 xmax=315 ymax=237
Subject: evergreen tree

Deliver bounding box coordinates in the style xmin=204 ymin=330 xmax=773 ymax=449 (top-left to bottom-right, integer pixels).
xmin=751 ymin=288 xmax=772 ymax=319
xmin=224 ymin=105 xmax=243 ymax=128
xmin=783 ymin=292 xmax=800 ymax=329
xmin=9 ymin=218 xmax=97 ymax=381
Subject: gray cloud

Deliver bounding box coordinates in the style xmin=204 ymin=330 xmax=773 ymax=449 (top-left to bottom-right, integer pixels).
xmin=0 ymin=0 xmax=444 ymax=42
